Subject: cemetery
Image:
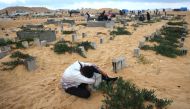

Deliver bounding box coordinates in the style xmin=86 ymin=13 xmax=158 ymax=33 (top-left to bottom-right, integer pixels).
xmin=0 ymin=5 xmax=189 ymax=109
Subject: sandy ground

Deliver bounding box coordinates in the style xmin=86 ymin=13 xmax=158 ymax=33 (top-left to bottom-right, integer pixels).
xmin=0 ymin=11 xmax=190 ymax=109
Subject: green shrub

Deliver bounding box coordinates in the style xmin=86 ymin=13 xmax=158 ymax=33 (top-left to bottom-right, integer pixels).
xmin=167 ymin=21 xmax=187 ymax=26
xmin=0 ymin=38 xmax=14 ymax=47
xmin=54 ymin=42 xmax=71 ymax=54
xmin=10 ymin=51 xmax=33 ymax=59
xmin=76 ymin=41 xmax=94 ymax=51
xmin=1 ymin=51 xmax=34 ymax=70
xmin=110 ymin=27 xmax=131 ymax=35
xmin=62 ymin=31 xmax=75 ymax=34
xmin=98 ymin=77 xmax=172 ymax=109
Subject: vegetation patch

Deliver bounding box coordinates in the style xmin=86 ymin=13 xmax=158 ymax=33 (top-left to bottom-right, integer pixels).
xmin=110 ymin=27 xmax=131 ymax=35
xmin=62 ymin=31 xmax=75 ymax=34
xmin=141 ymin=21 xmax=188 ymax=58
xmin=167 ymin=21 xmax=187 ymax=26
xmin=1 ymin=51 xmax=34 ymax=70
xmin=53 ymin=41 xmax=94 ymax=58
xmin=98 ymin=77 xmax=172 ymax=109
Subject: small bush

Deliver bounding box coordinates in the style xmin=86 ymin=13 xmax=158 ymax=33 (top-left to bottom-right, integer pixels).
xmin=1 ymin=51 xmax=34 ymax=70
xmin=110 ymin=27 xmax=131 ymax=35
xmin=54 ymin=42 xmax=71 ymax=54
xmin=98 ymin=77 xmax=172 ymax=109
xmin=76 ymin=41 xmax=94 ymax=51
xmin=167 ymin=21 xmax=187 ymax=26
xmin=62 ymin=31 xmax=75 ymax=34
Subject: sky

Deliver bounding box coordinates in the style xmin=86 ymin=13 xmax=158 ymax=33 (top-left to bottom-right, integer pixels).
xmin=0 ymin=0 xmax=190 ymax=10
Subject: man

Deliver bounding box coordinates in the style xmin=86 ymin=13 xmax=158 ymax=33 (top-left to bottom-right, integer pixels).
xmin=61 ymin=61 xmax=117 ymax=98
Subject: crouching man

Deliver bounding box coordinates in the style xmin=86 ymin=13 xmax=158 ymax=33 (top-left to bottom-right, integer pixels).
xmin=61 ymin=61 xmax=117 ymax=98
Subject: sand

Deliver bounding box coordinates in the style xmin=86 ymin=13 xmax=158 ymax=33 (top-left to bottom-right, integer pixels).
xmin=0 ymin=11 xmax=190 ymax=109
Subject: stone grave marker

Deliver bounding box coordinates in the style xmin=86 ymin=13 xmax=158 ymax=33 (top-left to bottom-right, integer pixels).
xmin=41 ymin=40 xmax=47 ymax=47
xmin=33 ymin=38 xmax=40 ymax=46
xmin=90 ymin=42 xmax=97 ymax=49
xmin=22 ymin=41 xmax=29 ymax=48
xmin=112 ymin=56 xmax=126 ymax=73
xmin=72 ymin=34 xmax=77 ymax=42
xmin=24 ymin=57 xmax=37 ymax=71
xmin=138 ymin=41 xmax=145 ymax=48
xmin=100 ymin=37 xmax=104 ymax=44
xmin=89 ymin=73 xmax=102 ymax=91
xmin=78 ymin=46 xmax=87 ymax=57
xmin=134 ymin=48 xmax=140 ymax=57
xmin=179 ymin=48 xmax=188 ymax=55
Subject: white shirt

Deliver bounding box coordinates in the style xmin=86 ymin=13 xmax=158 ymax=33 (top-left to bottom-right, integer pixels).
xmin=61 ymin=61 xmax=95 ymax=89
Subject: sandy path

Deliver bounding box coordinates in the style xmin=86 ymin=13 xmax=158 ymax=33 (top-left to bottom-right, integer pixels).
xmin=0 ymin=12 xmax=190 ymax=109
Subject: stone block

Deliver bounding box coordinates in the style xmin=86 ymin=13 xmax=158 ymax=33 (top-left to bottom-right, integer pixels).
xmin=72 ymin=34 xmax=77 ymax=42
xmin=89 ymin=73 xmax=102 ymax=91
xmin=87 ymin=21 xmax=114 ymax=28
xmin=179 ymin=48 xmax=188 ymax=55
xmin=24 ymin=58 xmax=37 ymax=71
xmin=33 ymin=38 xmax=40 ymax=46
xmin=90 ymin=42 xmax=97 ymax=49
xmin=138 ymin=41 xmax=145 ymax=48
xmin=78 ymin=46 xmax=87 ymax=57
xmin=100 ymin=37 xmax=104 ymax=44
xmin=22 ymin=41 xmax=29 ymax=48
xmin=112 ymin=56 xmax=126 ymax=73
xmin=134 ymin=48 xmax=140 ymax=57
xmin=40 ymin=40 xmax=47 ymax=47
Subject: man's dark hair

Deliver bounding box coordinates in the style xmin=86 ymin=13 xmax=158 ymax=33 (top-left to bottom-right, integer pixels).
xmin=80 ymin=66 xmax=97 ymax=78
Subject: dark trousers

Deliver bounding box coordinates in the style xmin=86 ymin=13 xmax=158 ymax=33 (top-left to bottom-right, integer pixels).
xmin=65 ymin=68 xmax=109 ymax=98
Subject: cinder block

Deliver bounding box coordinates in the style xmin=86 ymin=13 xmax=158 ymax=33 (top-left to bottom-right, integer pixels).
xmin=100 ymin=37 xmax=104 ymax=44
xmin=112 ymin=56 xmax=126 ymax=73
xmin=89 ymin=73 xmax=102 ymax=91
xmin=22 ymin=41 xmax=29 ymax=48
xmin=24 ymin=58 xmax=37 ymax=71
xmin=78 ymin=46 xmax=87 ymax=57
xmin=179 ymin=48 xmax=188 ymax=55
xmin=33 ymin=38 xmax=40 ymax=46
xmin=40 ymin=40 xmax=47 ymax=47
xmin=90 ymin=42 xmax=97 ymax=49
xmin=134 ymin=48 xmax=140 ymax=57
xmin=138 ymin=41 xmax=145 ymax=48
xmin=72 ymin=34 xmax=77 ymax=42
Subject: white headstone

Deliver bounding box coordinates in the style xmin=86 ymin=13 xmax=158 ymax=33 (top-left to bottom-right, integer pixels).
xmin=79 ymin=46 xmax=87 ymax=57
xmin=33 ymin=38 xmax=40 ymax=46
xmin=112 ymin=56 xmax=126 ymax=73
xmin=90 ymin=42 xmax=97 ymax=49
xmin=134 ymin=48 xmax=140 ymax=57
xmin=138 ymin=41 xmax=145 ymax=48
xmin=25 ymin=58 xmax=37 ymax=71
xmin=41 ymin=40 xmax=47 ymax=47
xmin=100 ymin=37 xmax=104 ymax=44
xmin=22 ymin=41 xmax=29 ymax=48
xmin=72 ymin=34 xmax=77 ymax=42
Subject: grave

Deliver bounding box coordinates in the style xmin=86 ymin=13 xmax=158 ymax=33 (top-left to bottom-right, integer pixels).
xmin=82 ymin=33 xmax=87 ymax=38
xmin=41 ymin=40 xmax=47 ymax=47
xmin=78 ymin=46 xmax=87 ymax=57
xmin=87 ymin=21 xmax=115 ymax=28
xmin=22 ymin=41 xmax=29 ymax=48
xmin=134 ymin=48 xmax=140 ymax=57
xmin=90 ymin=42 xmax=97 ymax=49
xmin=24 ymin=57 xmax=37 ymax=71
xmin=112 ymin=56 xmax=126 ymax=73
xmin=72 ymin=34 xmax=77 ymax=42
xmin=138 ymin=41 xmax=145 ymax=48
xmin=1 ymin=46 xmax=11 ymax=51
xmin=17 ymin=30 xmax=56 ymax=42
xmin=100 ymin=37 xmax=104 ymax=44
xmin=33 ymin=38 xmax=40 ymax=46
xmin=179 ymin=48 xmax=188 ymax=55
xmin=88 ymin=73 xmax=102 ymax=91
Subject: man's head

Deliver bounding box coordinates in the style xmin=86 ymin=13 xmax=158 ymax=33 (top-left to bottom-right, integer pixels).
xmin=80 ymin=66 xmax=96 ymax=78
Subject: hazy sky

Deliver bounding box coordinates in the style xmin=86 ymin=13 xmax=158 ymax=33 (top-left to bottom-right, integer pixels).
xmin=0 ymin=0 xmax=189 ymax=10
